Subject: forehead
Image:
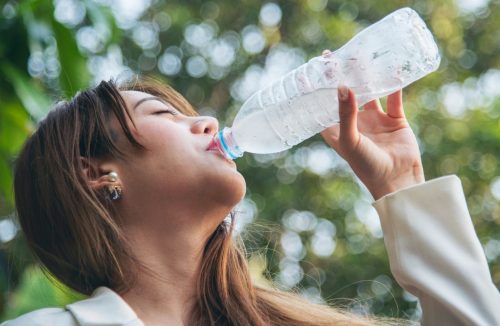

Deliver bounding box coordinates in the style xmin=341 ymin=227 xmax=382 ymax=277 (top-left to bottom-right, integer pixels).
xmin=121 ymin=90 xmax=156 ymax=106
xmin=121 ymin=90 xmax=173 ymax=111
xmin=120 ymin=88 xmax=198 ymax=117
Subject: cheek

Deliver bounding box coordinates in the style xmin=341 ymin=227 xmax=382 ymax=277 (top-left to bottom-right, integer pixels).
xmin=123 ymin=152 xmax=194 ymax=204
xmin=135 ymin=120 xmax=180 ymax=147
xmin=126 ymin=120 xmax=245 ymax=203
xmin=125 ymin=125 xmax=194 ymax=184
xmin=136 ymin=123 xmax=191 ymax=161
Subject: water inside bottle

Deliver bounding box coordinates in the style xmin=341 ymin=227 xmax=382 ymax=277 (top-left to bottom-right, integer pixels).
xmin=226 ymin=7 xmax=440 ymax=157
xmin=232 ymin=88 xmax=340 ymax=154
xmin=232 ymin=108 xmax=285 ymax=153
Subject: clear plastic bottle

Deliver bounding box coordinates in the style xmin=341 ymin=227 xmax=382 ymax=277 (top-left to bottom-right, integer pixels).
xmin=212 ymin=7 xmax=441 ymax=160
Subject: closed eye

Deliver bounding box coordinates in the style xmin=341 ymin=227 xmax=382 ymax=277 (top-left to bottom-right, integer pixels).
xmin=154 ymin=110 xmax=178 ymax=115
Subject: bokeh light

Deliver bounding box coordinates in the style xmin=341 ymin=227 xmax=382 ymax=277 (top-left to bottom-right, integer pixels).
xmin=259 ymin=3 xmax=282 ymax=27
xmin=2 ymin=0 xmax=500 ymax=321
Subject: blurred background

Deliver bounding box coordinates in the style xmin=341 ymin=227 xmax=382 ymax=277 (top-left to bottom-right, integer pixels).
xmin=0 ymin=0 xmax=499 ymax=322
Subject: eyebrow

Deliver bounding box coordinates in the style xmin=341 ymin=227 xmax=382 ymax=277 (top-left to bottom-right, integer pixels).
xmin=133 ymin=96 xmax=168 ymax=110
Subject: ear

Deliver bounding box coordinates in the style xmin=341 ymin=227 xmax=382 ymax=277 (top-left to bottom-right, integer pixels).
xmin=81 ymin=157 xmax=121 ymax=191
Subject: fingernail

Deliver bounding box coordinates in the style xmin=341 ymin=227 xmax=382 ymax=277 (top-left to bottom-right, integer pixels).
xmin=338 ymin=86 xmax=349 ymax=101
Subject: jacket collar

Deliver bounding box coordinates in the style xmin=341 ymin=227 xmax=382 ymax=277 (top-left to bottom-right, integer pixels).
xmin=66 ymin=287 xmax=144 ymax=326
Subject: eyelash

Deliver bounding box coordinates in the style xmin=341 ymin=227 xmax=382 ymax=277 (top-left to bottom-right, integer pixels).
xmin=154 ymin=110 xmax=178 ymax=116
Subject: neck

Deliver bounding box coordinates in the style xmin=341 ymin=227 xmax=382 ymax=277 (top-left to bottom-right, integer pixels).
xmin=119 ymin=220 xmax=212 ymax=326
xmin=114 ymin=192 xmax=235 ymax=325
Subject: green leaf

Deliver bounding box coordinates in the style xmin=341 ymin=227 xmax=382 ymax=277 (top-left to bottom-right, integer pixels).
xmin=0 ymin=101 xmax=32 ymax=156
xmin=51 ymin=18 xmax=90 ymax=97
xmin=0 ymin=64 xmax=51 ymax=121
xmin=0 ymin=156 xmax=13 ymax=208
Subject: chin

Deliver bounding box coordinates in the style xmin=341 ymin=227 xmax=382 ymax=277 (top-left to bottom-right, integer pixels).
xmin=226 ymin=172 xmax=247 ymax=205
xmin=191 ymin=161 xmax=246 ymax=210
xmin=234 ymin=174 xmax=247 ymax=201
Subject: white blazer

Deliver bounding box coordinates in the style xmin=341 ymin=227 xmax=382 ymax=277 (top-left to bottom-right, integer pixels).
xmin=2 ymin=175 xmax=499 ymax=325
xmin=0 ymin=287 xmax=142 ymax=325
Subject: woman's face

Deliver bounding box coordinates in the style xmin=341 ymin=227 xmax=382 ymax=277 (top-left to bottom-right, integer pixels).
xmin=112 ymin=90 xmax=246 ymax=229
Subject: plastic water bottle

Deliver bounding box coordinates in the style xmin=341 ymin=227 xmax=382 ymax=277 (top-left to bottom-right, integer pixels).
xmin=211 ymin=7 xmax=441 ymax=160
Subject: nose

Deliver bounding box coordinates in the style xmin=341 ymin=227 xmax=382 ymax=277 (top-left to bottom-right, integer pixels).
xmin=190 ymin=116 xmax=219 ymax=136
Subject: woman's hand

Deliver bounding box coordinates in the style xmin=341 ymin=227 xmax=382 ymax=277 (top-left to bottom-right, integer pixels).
xmin=320 ymin=86 xmax=425 ymax=200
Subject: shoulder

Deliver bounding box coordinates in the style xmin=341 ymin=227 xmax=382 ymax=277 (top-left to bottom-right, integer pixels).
xmin=0 ymin=307 xmax=77 ymax=326
xmin=1 ymin=287 xmax=142 ymax=326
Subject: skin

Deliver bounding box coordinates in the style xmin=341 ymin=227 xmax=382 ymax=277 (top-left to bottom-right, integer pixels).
xmin=321 ymin=86 xmax=425 ymax=200
xmin=320 ymin=49 xmax=424 ymax=200
xmin=89 ymin=90 xmax=246 ymax=325
xmin=88 ymin=81 xmax=424 ymax=325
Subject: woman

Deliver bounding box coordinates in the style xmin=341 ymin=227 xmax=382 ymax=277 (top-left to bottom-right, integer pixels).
xmin=4 ymin=77 xmax=499 ymax=325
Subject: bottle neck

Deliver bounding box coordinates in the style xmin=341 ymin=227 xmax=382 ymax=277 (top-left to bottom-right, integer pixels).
xmin=214 ymin=127 xmax=243 ymax=160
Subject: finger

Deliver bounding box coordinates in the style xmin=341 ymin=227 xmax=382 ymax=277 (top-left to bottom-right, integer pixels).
xmin=386 ymin=89 xmax=405 ymax=118
xmin=363 ymin=99 xmax=383 ymax=112
xmin=338 ymin=86 xmax=360 ymax=149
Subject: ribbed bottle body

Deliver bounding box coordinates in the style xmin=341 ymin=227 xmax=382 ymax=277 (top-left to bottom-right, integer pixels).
xmin=217 ymin=8 xmax=440 ymax=159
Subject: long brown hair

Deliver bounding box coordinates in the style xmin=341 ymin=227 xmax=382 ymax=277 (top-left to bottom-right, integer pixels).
xmin=14 ymin=78 xmax=404 ymax=325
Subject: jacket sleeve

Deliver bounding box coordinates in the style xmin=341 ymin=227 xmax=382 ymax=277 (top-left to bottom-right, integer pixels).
xmin=373 ymin=175 xmax=500 ymax=326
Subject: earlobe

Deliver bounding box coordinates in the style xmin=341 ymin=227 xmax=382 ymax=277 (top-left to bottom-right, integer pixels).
xmin=88 ymin=173 xmax=123 ymax=201
xmin=105 ymin=171 xmax=123 ymax=200
xmin=80 ymin=157 xmax=122 ymax=195
xmin=87 ymin=174 xmax=116 ymax=191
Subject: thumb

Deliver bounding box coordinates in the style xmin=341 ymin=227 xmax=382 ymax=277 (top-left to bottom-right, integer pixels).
xmin=337 ymin=86 xmax=360 ymax=149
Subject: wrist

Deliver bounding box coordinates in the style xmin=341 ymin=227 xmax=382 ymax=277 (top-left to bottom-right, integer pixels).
xmin=369 ymin=169 xmax=425 ymax=200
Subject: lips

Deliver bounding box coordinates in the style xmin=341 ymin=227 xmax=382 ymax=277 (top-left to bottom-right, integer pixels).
xmin=205 ymin=137 xmax=224 ymax=156
xmin=206 ymin=137 xmax=219 ymax=151
xmin=206 ymin=137 xmax=236 ymax=166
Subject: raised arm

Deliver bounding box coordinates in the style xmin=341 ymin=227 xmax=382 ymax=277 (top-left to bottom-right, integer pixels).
xmin=321 ymin=86 xmax=500 ymax=325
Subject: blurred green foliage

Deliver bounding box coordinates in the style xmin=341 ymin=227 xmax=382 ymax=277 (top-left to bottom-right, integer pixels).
xmin=0 ymin=0 xmax=499 ymax=322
